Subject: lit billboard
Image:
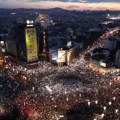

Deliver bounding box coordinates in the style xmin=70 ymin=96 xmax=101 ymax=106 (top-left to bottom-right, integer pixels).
xmin=100 ymin=61 xmax=106 ymax=67
xmin=51 ymin=50 xmax=58 ymax=61
xmin=25 ymin=28 xmax=38 ymax=62
xmin=57 ymin=50 xmax=66 ymax=63
xmin=66 ymin=48 xmax=74 ymax=64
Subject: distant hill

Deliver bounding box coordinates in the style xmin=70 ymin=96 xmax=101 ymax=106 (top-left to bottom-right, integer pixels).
xmin=0 ymin=7 xmax=68 ymax=14
xmin=48 ymin=7 xmax=67 ymax=12
xmin=0 ymin=8 xmax=119 ymax=15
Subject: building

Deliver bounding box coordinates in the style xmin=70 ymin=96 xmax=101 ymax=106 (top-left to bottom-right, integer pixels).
xmin=104 ymin=38 xmax=117 ymax=50
xmin=66 ymin=47 xmax=75 ymax=65
xmin=36 ymin=13 xmax=52 ymax=29
xmin=6 ymin=19 xmax=51 ymax=63
xmin=49 ymin=43 xmax=80 ymax=65
xmin=0 ymin=34 xmax=8 ymax=53
xmin=57 ymin=48 xmax=66 ymax=66
xmin=49 ymin=48 xmax=58 ymax=64
xmin=6 ymin=40 xmax=18 ymax=56
xmin=24 ymin=23 xmax=38 ymax=62
xmin=49 ymin=47 xmax=67 ymax=65
xmin=6 ymin=20 xmax=39 ymax=63
xmin=115 ymin=49 xmax=120 ymax=68
xmin=39 ymin=31 xmax=49 ymax=58
xmin=116 ymin=40 xmax=120 ymax=50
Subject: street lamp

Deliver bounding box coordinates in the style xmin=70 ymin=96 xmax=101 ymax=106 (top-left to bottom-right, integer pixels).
xmin=88 ymin=101 xmax=91 ymax=106
xmin=101 ymin=113 xmax=104 ymax=118
xmin=113 ymin=97 xmax=116 ymax=100
xmin=108 ymin=101 xmax=112 ymax=106
xmin=95 ymin=100 xmax=98 ymax=104
xmin=103 ymin=106 xmax=107 ymax=111
xmin=115 ymin=109 xmax=118 ymax=114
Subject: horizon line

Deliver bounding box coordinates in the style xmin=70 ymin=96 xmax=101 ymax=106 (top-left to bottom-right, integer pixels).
xmin=0 ymin=7 xmax=120 ymax=11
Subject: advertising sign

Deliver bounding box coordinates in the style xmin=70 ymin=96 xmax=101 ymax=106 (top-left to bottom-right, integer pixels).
xmin=51 ymin=50 xmax=58 ymax=61
xmin=100 ymin=61 xmax=106 ymax=67
xmin=57 ymin=50 xmax=66 ymax=63
xmin=25 ymin=28 xmax=38 ymax=62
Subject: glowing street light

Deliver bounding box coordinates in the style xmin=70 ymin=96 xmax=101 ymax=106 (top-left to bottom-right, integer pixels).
xmin=66 ymin=97 xmax=69 ymax=102
xmin=103 ymin=106 xmax=107 ymax=111
xmin=108 ymin=101 xmax=112 ymax=106
xmin=115 ymin=109 xmax=118 ymax=114
xmin=107 ymin=14 xmax=110 ymax=17
xmin=88 ymin=101 xmax=91 ymax=106
xmin=64 ymin=90 xmax=67 ymax=94
xmin=101 ymin=113 xmax=104 ymax=118
xmin=95 ymin=100 xmax=98 ymax=104
xmin=113 ymin=97 xmax=116 ymax=100
xmin=109 ymin=82 xmax=112 ymax=86
xmin=24 ymin=68 xmax=27 ymax=71
xmin=32 ymin=87 xmax=35 ymax=91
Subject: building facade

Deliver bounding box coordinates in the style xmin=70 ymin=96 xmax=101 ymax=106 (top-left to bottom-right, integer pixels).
xmin=115 ymin=49 xmax=120 ymax=68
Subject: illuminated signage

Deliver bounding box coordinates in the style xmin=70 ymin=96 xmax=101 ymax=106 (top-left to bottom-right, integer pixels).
xmin=25 ymin=28 xmax=38 ymax=62
xmin=51 ymin=50 xmax=58 ymax=61
xmin=26 ymin=20 xmax=34 ymax=27
xmin=57 ymin=50 xmax=66 ymax=63
xmin=100 ymin=61 xmax=106 ymax=67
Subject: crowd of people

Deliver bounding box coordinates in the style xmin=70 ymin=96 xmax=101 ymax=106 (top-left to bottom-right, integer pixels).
xmin=0 ymin=27 xmax=120 ymax=120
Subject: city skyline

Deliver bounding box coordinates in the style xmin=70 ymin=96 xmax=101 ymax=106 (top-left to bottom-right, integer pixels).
xmin=0 ymin=0 xmax=120 ymax=10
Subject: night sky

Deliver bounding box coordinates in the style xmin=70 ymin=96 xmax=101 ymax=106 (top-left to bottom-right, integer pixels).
xmin=0 ymin=0 xmax=120 ymax=10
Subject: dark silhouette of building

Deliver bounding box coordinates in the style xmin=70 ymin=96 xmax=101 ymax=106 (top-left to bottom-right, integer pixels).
xmin=6 ymin=21 xmax=39 ymax=63
xmin=115 ymin=49 xmax=120 ymax=68
xmin=38 ymin=30 xmax=49 ymax=60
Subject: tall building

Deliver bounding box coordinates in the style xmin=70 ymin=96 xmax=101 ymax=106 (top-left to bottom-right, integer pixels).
xmin=116 ymin=40 xmax=120 ymax=50
xmin=42 ymin=31 xmax=49 ymax=57
xmin=25 ymin=24 xmax=38 ymax=62
xmin=115 ymin=49 xmax=120 ymax=68
xmin=6 ymin=20 xmax=38 ymax=63
xmin=6 ymin=22 xmax=19 ymax=57
xmin=37 ymin=30 xmax=49 ymax=59
xmin=104 ymin=38 xmax=117 ymax=50
xmin=36 ymin=13 xmax=52 ymax=29
xmin=0 ymin=34 xmax=8 ymax=53
xmin=36 ymin=13 xmax=50 ymax=59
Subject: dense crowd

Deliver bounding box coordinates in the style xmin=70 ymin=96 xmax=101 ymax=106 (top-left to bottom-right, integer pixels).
xmin=0 ymin=27 xmax=120 ymax=120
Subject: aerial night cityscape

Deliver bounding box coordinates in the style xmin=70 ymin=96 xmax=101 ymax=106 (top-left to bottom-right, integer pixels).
xmin=0 ymin=0 xmax=120 ymax=120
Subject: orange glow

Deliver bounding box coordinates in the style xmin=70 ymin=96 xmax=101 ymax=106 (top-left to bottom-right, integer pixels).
xmin=1 ymin=0 xmax=120 ymax=10
xmin=31 ymin=2 xmax=120 ymax=10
